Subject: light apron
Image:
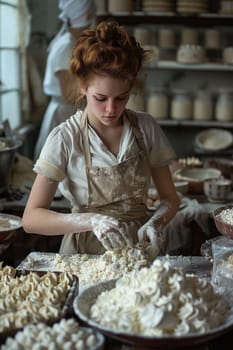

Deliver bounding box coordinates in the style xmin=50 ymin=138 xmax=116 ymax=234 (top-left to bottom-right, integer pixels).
xmin=60 ymin=110 xmax=152 ymax=254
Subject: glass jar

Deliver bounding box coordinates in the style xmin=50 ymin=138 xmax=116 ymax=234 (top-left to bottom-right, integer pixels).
xmin=193 ymin=91 xmax=213 ymax=120
xmin=171 ymin=90 xmax=193 ymax=120
xmin=146 ymin=89 xmax=169 ymax=119
xmin=215 ymin=89 xmax=233 ymax=121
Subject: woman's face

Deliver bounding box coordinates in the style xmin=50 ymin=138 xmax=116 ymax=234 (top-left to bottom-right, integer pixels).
xmin=84 ymin=74 xmax=131 ymax=127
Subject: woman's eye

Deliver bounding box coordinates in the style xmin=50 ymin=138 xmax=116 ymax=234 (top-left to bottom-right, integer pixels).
xmin=94 ymin=96 xmax=106 ymax=102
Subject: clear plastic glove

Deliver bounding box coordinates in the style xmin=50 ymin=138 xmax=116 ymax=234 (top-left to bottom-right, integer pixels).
xmin=137 ymin=221 xmax=161 ymax=260
xmin=89 ymin=214 xmax=133 ymax=251
xmin=137 ymin=200 xmax=170 ymax=259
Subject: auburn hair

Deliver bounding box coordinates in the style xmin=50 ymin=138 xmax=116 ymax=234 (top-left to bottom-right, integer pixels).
xmin=70 ymin=20 xmax=148 ymax=93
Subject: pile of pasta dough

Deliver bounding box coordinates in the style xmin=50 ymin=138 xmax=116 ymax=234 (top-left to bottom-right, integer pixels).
xmin=53 ymin=244 xmax=150 ymax=287
xmin=2 ymin=318 xmax=103 ymax=350
xmin=0 ymin=262 xmax=74 ymax=334
xmin=24 ymin=244 xmax=151 ymax=288
xmin=90 ymin=257 xmax=229 ymax=336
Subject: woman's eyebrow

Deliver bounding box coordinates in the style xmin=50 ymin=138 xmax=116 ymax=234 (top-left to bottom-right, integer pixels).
xmin=95 ymin=90 xmax=130 ymax=97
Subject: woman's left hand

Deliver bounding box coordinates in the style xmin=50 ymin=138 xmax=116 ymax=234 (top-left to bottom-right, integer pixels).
xmin=137 ymin=200 xmax=171 ymax=258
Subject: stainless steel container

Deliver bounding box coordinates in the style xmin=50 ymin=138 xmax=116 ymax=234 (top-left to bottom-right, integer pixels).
xmin=0 ymin=136 xmax=22 ymax=194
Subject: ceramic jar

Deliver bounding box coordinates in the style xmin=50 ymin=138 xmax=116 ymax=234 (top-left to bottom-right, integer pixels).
xmin=215 ymin=89 xmax=233 ymax=121
xmin=134 ymin=27 xmax=153 ymax=46
xmin=181 ymin=28 xmax=199 ymax=45
xmin=193 ymin=91 xmax=213 ymax=121
xmin=171 ymin=90 xmax=193 ymax=120
xmin=158 ymin=29 xmax=177 ymax=49
xmin=204 ymin=29 xmax=222 ymax=50
xmin=108 ymin=0 xmax=133 ymax=12
xmin=146 ymin=89 xmax=169 ymax=119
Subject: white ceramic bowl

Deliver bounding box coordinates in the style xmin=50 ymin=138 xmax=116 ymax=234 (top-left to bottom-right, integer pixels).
xmin=195 ymin=128 xmax=233 ymax=151
xmin=203 ymin=178 xmax=232 ymax=203
xmin=174 ymin=167 xmax=222 ymax=194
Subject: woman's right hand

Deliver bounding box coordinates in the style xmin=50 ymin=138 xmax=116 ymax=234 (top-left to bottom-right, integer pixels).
xmin=89 ymin=214 xmax=133 ymax=250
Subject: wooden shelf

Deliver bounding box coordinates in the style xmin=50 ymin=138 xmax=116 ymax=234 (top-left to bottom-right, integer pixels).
xmin=145 ymin=61 xmax=233 ymax=72
xmin=157 ymin=119 xmax=233 ymax=128
xmin=97 ymin=13 xmax=233 ymax=27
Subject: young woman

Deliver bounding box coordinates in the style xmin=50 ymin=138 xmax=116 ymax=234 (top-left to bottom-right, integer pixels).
xmin=23 ymin=20 xmax=180 ymax=255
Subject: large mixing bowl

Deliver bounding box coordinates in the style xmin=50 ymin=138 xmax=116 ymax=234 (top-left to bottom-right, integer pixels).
xmin=0 ymin=136 xmax=22 ymax=194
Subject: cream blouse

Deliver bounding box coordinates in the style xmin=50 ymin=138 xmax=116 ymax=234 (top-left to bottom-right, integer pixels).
xmin=34 ymin=109 xmax=176 ymax=210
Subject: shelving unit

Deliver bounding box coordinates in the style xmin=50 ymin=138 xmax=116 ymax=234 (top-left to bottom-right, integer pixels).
xmin=97 ymin=13 xmax=233 ymax=27
xmin=96 ymin=12 xmax=233 ymax=157
xmin=145 ymin=61 xmax=233 ymax=71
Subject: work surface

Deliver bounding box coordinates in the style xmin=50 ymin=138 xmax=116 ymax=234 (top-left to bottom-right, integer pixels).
xmin=14 ymin=253 xmax=233 ymax=350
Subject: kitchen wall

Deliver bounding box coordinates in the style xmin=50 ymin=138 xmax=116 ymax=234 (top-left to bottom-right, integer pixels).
xmin=26 ymin=0 xmax=233 ymax=158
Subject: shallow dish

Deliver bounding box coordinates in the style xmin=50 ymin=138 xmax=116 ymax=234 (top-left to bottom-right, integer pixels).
xmin=0 ymin=213 xmax=22 ymax=242
xmin=213 ymin=204 xmax=233 ymax=239
xmin=174 ymin=167 xmax=221 ymax=194
xmin=195 ymin=128 xmax=233 ymax=152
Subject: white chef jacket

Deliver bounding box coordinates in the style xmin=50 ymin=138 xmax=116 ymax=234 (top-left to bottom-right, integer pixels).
xmin=43 ymin=32 xmax=76 ymax=97
xmin=34 ymin=32 xmax=77 ymax=160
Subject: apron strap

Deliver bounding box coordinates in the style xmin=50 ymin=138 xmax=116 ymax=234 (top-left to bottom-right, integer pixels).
xmin=80 ymin=107 xmax=150 ymax=168
xmin=125 ymin=109 xmax=151 ymax=170
xmin=80 ymin=108 xmax=92 ymax=167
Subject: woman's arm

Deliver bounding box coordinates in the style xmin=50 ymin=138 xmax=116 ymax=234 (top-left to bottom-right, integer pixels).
xmin=22 ymin=173 xmax=86 ymax=236
xmin=22 ymin=174 xmax=133 ymax=250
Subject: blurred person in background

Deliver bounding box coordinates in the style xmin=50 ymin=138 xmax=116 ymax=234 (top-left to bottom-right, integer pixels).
xmin=34 ymin=0 xmax=96 ymax=160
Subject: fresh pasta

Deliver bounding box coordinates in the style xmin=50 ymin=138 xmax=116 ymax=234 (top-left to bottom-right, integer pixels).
xmin=1 ymin=318 xmax=103 ymax=350
xmin=0 ymin=262 xmax=74 ymax=333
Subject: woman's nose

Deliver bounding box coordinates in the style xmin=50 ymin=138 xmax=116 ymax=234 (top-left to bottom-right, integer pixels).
xmin=105 ymin=99 xmax=115 ymax=114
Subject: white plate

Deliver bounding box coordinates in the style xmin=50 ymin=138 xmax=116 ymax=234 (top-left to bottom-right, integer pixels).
xmin=195 ymin=128 xmax=233 ymax=151
xmin=0 ymin=213 xmax=22 ymax=232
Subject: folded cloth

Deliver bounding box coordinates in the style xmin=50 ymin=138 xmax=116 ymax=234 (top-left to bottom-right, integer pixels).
xmin=162 ymin=196 xmax=210 ymax=253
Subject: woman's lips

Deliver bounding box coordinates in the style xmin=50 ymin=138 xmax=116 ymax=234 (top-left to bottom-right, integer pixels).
xmin=102 ymin=115 xmax=116 ymax=121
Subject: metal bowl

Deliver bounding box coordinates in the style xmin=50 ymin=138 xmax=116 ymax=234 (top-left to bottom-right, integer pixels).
xmin=0 ymin=213 xmax=22 ymax=242
xmin=0 ymin=136 xmax=22 ymax=194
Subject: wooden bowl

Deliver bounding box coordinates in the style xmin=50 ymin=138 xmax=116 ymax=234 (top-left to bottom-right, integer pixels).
xmin=213 ymin=205 xmax=233 ymax=239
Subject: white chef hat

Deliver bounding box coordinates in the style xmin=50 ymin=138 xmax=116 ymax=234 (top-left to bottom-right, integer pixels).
xmin=58 ymin=0 xmax=96 ymax=29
